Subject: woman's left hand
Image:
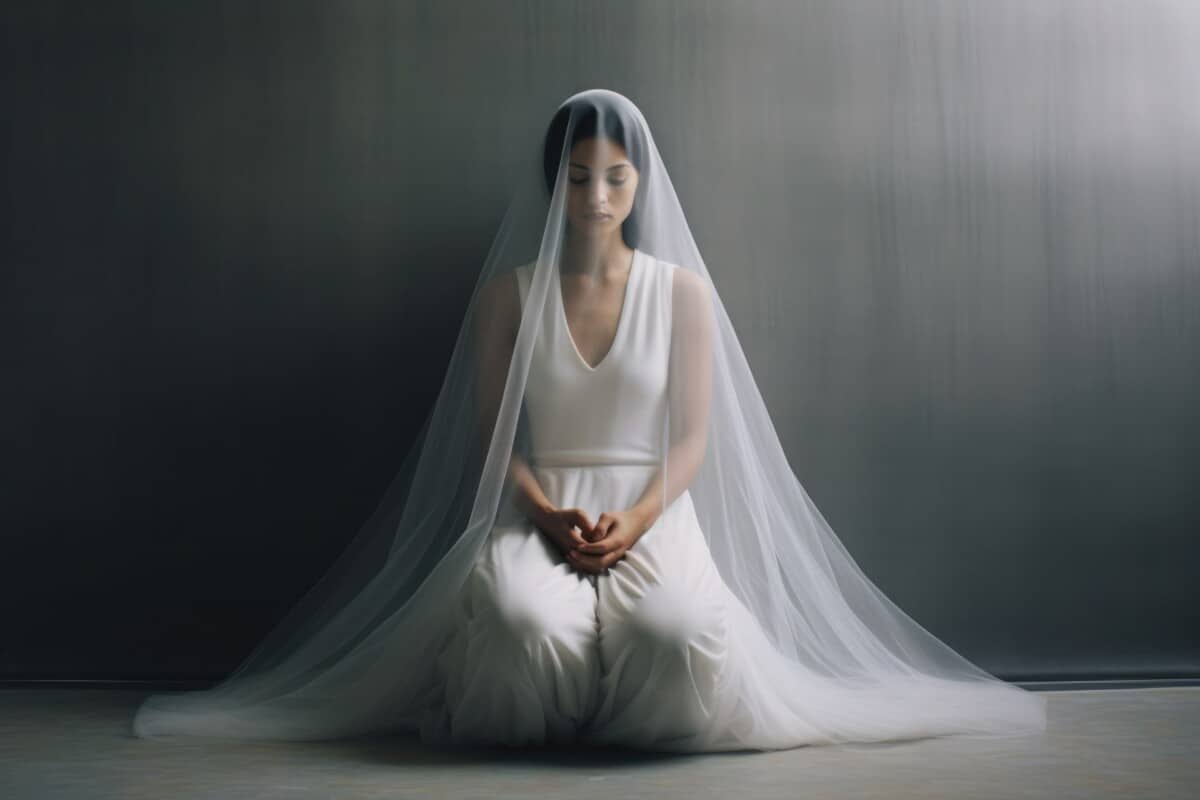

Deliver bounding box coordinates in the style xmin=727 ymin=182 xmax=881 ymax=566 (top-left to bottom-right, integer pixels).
xmin=566 ymin=508 xmax=653 ymax=574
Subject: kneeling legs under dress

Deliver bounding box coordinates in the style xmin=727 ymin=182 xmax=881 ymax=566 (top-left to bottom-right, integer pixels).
xmin=433 ymin=514 xmax=729 ymax=749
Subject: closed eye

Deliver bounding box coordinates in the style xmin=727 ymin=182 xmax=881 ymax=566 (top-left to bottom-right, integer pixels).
xmin=568 ymin=176 xmax=628 ymax=186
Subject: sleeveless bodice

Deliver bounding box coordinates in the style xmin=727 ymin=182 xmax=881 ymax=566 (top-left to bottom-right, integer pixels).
xmin=514 ymin=249 xmax=675 ymax=467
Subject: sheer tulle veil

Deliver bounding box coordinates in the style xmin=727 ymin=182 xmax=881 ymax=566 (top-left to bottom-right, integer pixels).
xmin=132 ymin=89 xmax=1047 ymax=747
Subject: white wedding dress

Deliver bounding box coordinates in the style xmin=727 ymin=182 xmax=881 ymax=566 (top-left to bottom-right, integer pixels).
xmin=417 ymin=249 xmax=1044 ymax=752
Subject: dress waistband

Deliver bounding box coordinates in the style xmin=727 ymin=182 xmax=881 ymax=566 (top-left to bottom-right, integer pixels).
xmin=530 ymin=453 xmax=661 ymax=469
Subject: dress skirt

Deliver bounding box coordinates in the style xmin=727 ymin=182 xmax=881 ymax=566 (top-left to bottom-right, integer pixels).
xmin=418 ymin=462 xmax=1047 ymax=753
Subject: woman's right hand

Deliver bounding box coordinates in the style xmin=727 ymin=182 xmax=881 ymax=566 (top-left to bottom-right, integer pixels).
xmin=532 ymin=506 xmax=595 ymax=559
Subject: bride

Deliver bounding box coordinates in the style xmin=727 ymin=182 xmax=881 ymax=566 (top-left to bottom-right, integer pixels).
xmin=132 ymin=89 xmax=1047 ymax=752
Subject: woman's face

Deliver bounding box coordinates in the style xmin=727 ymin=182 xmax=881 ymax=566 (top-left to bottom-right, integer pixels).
xmin=564 ymin=136 xmax=639 ymax=238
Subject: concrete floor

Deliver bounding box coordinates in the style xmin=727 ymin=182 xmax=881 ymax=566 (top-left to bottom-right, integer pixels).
xmin=0 ymin=687 xmax=1196 ymax=799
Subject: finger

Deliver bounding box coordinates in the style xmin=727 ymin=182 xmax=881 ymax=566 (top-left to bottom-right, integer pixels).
xmin=575 ymin=533 xmax=620 ymax=554
xmin=578 ymin=515 xmax=598 ymax=543
xmin=583 ymin=548 xmax=624 ymax=572
xmin=567 ymin=550 xmax=605 ymax=573
xmin=599 ymin=548 xmax=628 ymax=569
xmin=586 ymin=515 xmax=614 ymax=543
xmin=568 ymin=508 xmax=595 ymax=535
xmin=540 ymin=519 xmax=583 ymax=548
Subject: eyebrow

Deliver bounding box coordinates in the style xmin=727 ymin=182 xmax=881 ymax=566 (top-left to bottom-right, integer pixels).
xmin=568 ymin=162 xmax=630 ymax=171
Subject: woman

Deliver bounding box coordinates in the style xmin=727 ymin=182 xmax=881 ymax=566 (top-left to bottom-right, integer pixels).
xmin=133 ymin=89 xmax=1047 ymax=752
xmin=421 ymin=120 xmax=726 ymax=749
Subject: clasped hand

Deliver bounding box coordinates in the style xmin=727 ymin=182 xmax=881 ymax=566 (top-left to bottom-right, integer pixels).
xmin=534 ymin=506 xmax=651 ymax=574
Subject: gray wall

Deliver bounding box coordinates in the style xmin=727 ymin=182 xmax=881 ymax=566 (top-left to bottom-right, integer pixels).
xmin=3 ymin=0 xmax=1197 ymax=683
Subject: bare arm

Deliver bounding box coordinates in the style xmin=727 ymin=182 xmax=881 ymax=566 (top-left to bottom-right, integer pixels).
xmin=629 ymin=267 xmax=714 ymax=527
xmin=470 ymin=270 xmax=556 ymax=525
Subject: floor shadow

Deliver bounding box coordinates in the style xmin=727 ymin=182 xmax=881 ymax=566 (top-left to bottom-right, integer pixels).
xmin=335 ymin=731 xmax=761 ymax=767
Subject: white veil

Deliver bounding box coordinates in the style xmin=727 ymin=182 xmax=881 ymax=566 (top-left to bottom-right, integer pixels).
xmin=132 ymin=89 xmax=1047 ymax=749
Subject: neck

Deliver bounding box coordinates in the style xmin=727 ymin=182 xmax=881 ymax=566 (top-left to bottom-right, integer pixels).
xmin=560 ymin=228 xmax=633 ymax=278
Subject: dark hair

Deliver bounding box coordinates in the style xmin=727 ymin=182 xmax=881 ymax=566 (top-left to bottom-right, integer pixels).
xmin=542 ymin=100 xmax=649 ymax=248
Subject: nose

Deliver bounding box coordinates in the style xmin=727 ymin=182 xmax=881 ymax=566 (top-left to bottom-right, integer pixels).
xmin=588 ymin=178 xmax=608 ymax=209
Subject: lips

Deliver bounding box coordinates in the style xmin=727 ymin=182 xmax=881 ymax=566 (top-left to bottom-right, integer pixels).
xmin=585 ymin=213 xmax=613 ymax=220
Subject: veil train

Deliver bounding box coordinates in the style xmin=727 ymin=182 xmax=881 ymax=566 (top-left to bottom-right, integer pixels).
xmin=132 ymin=89 xmax=1047 ymax=750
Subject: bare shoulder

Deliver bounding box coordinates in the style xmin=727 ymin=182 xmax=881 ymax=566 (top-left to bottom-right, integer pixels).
xmin=474 ymin=266 xmax=523 ymax=334
xmin=478 ymin=267 xmax=521 ymax=313
xmin=670 ymin=264 xmax=712 ymax=310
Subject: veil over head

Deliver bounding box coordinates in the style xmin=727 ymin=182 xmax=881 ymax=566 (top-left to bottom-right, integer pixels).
xmin=133 ymin=89 xmax=1046 ymax=748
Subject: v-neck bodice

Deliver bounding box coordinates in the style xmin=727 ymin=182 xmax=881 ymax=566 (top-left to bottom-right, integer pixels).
xmin=557 ymin=251 xmax=641 ymax=371
xmin=514 ymin=249 xmax=675 ymax=467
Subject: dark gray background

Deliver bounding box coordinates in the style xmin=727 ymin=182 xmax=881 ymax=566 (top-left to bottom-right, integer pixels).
xmin=3 ymin=0 xmax=1197 ymax=684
